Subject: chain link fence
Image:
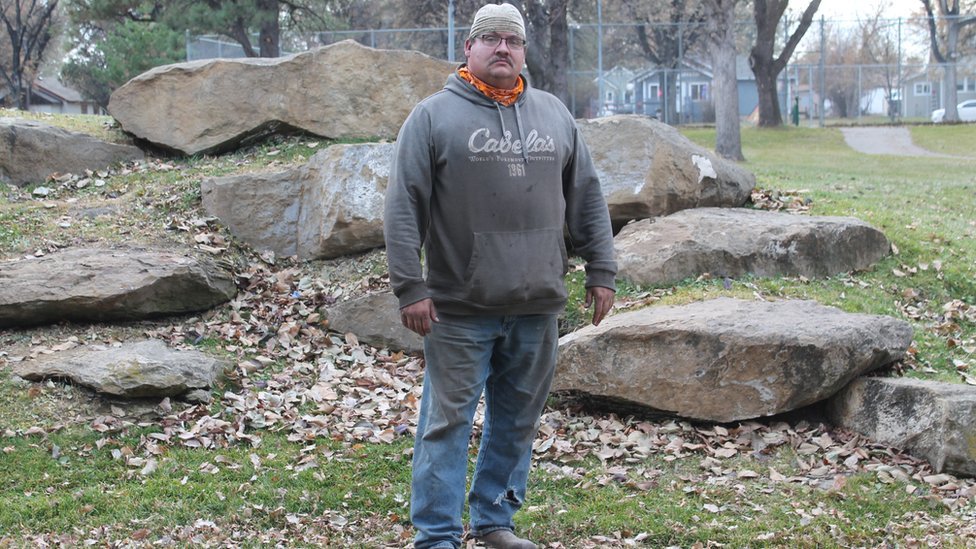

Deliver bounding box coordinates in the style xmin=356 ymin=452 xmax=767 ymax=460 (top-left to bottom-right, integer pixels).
xmin=186 ymin=15 xmax=975 ymax=124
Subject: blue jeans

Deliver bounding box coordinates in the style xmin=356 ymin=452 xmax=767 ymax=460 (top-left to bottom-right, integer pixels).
xmin=411 ymin=313 xmax=559 ymax=549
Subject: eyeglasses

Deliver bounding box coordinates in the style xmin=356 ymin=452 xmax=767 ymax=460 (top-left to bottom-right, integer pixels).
xmin=478 ymin=34 xmax=526 ymax=50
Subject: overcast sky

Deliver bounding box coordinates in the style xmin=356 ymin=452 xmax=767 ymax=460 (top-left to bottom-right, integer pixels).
xmin=815 ymin=0 xmax=926 ymax=20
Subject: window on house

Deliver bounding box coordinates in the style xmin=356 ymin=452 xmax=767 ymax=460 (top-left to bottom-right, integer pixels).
xmin=967 ymin=78 xmax=976 ymax=92
xmin=690 ymin=83 xmax=707 ymax=101
xmin=914 ymin=82 xmax=931 ymax=95
xmin=644 ymin=83 xmax=659 ymax=99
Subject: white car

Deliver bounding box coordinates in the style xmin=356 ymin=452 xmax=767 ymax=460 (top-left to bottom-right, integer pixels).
xmin=931 ymin=99 xmax=976 ymax=123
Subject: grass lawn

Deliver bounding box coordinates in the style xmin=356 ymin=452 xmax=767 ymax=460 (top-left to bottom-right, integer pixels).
xmin=1 ymin=117 xmax=975 ymax=547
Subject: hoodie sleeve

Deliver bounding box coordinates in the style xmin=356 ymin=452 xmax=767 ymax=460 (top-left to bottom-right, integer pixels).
xmin=384 ymin=105 xmax=434 ymax=309
xmin=563 ymin=124 xmax=617 ymax=291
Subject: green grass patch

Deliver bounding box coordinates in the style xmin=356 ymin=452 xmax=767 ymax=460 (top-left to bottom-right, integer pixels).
xmin=910 ymin=124 xmax=976 ymax=158
xmin=520 ymin=454 xmax=948 ymax=546
xmin=0 ymin=426 xmax=413 ymax=541
xmin=2 ymin=417 xmax=965 ymax=545
xmin=0 ymin=108 xmax=127 ymax=144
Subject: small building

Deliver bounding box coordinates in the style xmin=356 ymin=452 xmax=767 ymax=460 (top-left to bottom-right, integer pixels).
xmin=29 ymin=78 xmax=104 ymax=115
xmin=1 ymin=78 xmax=103 ymax=115
xmin=859 ymin=86 xmax=903 ymax=117
xmin=902 ymin=62 xmax=976 ymax=119
xmin=628 ymin=55 xmax=758 ymax=124
xmin=596 ymin=65 xmax=636 ymax=116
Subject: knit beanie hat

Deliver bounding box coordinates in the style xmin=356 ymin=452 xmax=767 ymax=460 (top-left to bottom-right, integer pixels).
xmin=468 ymin=3 xmax=526 ymax=41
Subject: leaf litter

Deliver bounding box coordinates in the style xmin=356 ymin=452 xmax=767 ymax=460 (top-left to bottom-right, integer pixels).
xmin=3 ymin=166 xmax=976 ymax=546
xmin=5 ymin=249 xmax=976 ymax=546
xmin=6 ymin=254 xmax=974 ymax=547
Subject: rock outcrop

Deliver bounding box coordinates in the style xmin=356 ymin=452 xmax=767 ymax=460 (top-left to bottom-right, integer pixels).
xmin=13 ymin=339 xmax=228 ymax=399
xmin=0 ymin=247 xmax=237 ymax=328
xmin=826 ymin=377 xmax=976 ymax=477
xmin=0 ymin=117 xmax=144 ymax=187
xmin=555 ymin=298 xmax=913 ymax=423
xmin=108 ymin=41 xmax=455 ymax=155
xmin=201 ymin=142 xmax=391 ymax=260
xmin=577 ymin=116 xmax=755 ymax=230
xmin=615 ymin=208 xmax=891 ymax=286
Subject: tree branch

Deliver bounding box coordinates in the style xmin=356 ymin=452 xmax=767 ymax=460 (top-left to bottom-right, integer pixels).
xmin=773 ymin=0 xmax=821 ymax=73
xmin=922 ymin=0 xmax=947 ymax=63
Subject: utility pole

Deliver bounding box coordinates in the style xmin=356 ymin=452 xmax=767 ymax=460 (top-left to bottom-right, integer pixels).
xmin=819 ymin=15 xmax=825 ymax=128
xmin=570 ymin=25 xmax=576 ymax=115
xmin=448 ymin=0 xmax=456 ymax=62
xmin=897 ymin=17 xmax=903 ymax=119
xmin=597 ymin=0 xmax=604 ymax=117
xmin=783 ymin=16 xmax=790 ymax=120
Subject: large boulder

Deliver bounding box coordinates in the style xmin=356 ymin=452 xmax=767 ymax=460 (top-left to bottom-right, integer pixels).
xmin=13 ymin=339 xmax=229 ymax=399
xmin=108 ymin=40 xmax=455 ymax=155
xmin=615 ymin=208 xmax=891 ymax=286
xmin=555 ymin=298 xmax=912 ymax=423
xmin=577 ymin=116 xmax=755 ymax=230
xmin=0 ymin=117 xmax=144 ymax=187
xmin=323 ymin=292 xmax=423 ymax=353
xmin=201 ymin=142 xmax=391 ymax=260
xmin=0 ymin=247 xmax=237 ymax=328
xmin=826 ymin=377 xmax=976 ymax=477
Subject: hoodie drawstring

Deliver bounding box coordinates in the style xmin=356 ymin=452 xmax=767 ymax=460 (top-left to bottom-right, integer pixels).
xmin=514 ymin=102 xmax=529 ymax=163
xmin=495 ymin=102 xmax=530 ymax=164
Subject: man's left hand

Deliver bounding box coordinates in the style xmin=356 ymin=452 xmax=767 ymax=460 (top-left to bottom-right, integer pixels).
xmin=585 ymin=286 xmax=615 ymax=326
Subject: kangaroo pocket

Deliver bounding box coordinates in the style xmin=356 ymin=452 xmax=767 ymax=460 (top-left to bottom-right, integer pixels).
xmin=462 ymin=228 xmax=569 ymax=307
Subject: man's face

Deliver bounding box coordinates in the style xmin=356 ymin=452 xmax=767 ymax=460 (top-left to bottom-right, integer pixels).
xmin=463 ymin=32 xmax=525 ymax=90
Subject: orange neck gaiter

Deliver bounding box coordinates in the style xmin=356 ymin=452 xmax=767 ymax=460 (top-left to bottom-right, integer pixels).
xmin=458 ymin=66 xmax=524 ymax=107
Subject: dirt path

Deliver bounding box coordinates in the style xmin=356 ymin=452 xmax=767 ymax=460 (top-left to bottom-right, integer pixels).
xmin=839 ymin=126 xmax=951 ymax=157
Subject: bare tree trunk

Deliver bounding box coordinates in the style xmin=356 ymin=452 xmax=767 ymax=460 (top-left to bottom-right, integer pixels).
xmin=703 ymin=0 xmax=744 ymax=161
xmin=0 ymin=0 xmax=59 ymax=110
xmin=942 ymin=20 xmax=960 ymax=120
xmin=749 ymin=0 xmax=821 ymax=127
xmin=228 ymin=20 xmax=258 ymax=57
xmin=512 ymin=0 xmax=571 ymax=105
xmin=257 ymin=0 xmax=280 ymax=57
xmin=752 ymin=57 xmax=781 ymax=126
xmin=547 ymin=0 xmax=569 ymax=105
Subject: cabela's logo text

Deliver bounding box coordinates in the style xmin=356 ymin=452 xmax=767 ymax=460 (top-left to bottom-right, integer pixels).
xmin=468 ymin=128 xmax=556 ymax=155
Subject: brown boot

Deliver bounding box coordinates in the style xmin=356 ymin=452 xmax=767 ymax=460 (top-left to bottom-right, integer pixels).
xmin=478 ymin=529 xmax=538 ymax=549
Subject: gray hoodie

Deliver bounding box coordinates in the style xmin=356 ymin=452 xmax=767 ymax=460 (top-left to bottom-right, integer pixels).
xmin=384 ymin=71 xmax=616 ymax=316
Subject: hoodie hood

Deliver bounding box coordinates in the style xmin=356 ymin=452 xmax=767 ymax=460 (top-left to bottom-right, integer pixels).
xmin=445 ymin=69 xmax=531 ymax=162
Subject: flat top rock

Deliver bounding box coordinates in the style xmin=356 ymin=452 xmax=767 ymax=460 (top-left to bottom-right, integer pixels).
xmin=0 ymin=247 xmax=217 ymax=292
xmin=557 ymin=298 xmax=913 ymax=422
xmin=614 ymin=207 xmax=891 ymax=285
xmin=108 ymin=40 xmax=456 ymax=155
xmin=0 ymin=247 xmax=237 ymax=328
xmin=13 ymin=339 xmax=228 ymax=398
xmin=563 ymin=297 xmax=904 ymax=341
xmin=0 ymin=117 xmax=144 ymax=187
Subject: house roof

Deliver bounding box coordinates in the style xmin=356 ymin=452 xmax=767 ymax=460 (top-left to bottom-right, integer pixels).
xmin=630 ymin=55 xmax=756 ymax=83
xmin=32 ymin=78 xmax=85 ymax=102
xmin=597 ymin=65 xmax=637 ymax=92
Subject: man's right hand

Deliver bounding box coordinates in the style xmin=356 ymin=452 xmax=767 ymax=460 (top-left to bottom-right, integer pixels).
xmin=400 ymin=298 xmax=439 ymax=337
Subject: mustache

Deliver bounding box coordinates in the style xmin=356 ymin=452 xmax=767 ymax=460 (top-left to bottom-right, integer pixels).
xmin=490 ymin=56 xmax=513 ymax=66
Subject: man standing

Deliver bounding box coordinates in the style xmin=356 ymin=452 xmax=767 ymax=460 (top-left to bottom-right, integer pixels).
xmin=384 ymin=3 xmax=616 ymax=548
